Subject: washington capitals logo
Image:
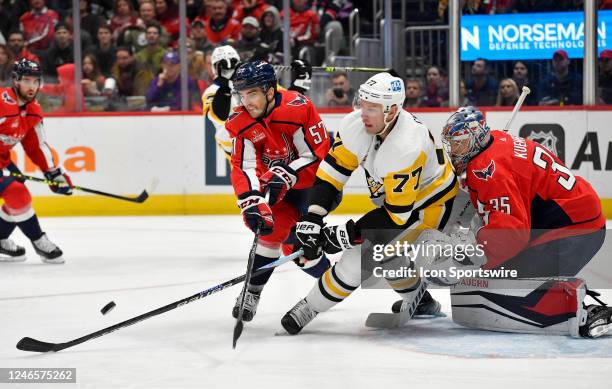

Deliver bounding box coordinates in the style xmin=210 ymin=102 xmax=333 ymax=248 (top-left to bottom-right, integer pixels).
xmin=473 ymin=160 xmax=495 ymax=181
xmin=2 ymin=91 xmax=16 ymax=105
xmin=287 ymin=94 xmax=307 ymax=107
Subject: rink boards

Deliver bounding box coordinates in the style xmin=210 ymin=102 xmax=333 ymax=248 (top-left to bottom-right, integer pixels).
xmin=12 ymin=107 xmax=612 ymax=217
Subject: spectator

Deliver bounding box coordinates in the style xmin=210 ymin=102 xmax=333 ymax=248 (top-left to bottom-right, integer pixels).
xmin=538 ymin=49 xmax=583 ymax=106
xmin=234 ymin=16 xmax=261 ymax=60
xmin=1 ymin=2 xmax=28 ymax=42
xmin=495 ymin=78 xmax=519 ymax=106
xmin=135 ymin=22 xmax=166 ymax=76
xmin=511 ymin=60 xmax=538 ymax=105
xmin=110 ymin=46 xmax=153 ymax=97
xmin=139 ymin=0 xmax=157 ymax=24
xmin=421 ymin=65 xmax=448 ymax=107
xmin=42 ymin=22 xmax=74 ymax=79
xmin=514 ymin=0 xmax=557 ymax=13
xmin=0 ymin=44 xmax=13 ymax=86
xmin=325 ymin=72 xmax=354 ymax=106
xmin=233 ymin=0 xmax=270 ymax=22
xmin=155 ymin=0 xmax=188 ymax=43
xmin=40 ymin=63 xmax=84 ymax=112
xmin=459 ymin=79 xmax=470 ymax=107
xmin=466 ymin=57 xmax=497 ymax=106
xmin=63 ymin=10 xmax=94 ymax=51
xmin=88 ymin=25 xmax=116 ymax=77
xmin=282 ymin=0 xmax=319 ymax=58
xmin=19 ymin=0 xmax=60 ymax=53
xmin=7 ymin=31 xmax=40 ymax=63
xmin=146 ymin=51 xmax=201 ymax=111
xmin=81 ymin=53 xmax=105 ymax=96
xmin=110 ymin=0 xmax=144 ymax=42
xmin=200 ymin=0 xmax=241 ymax=45
xmin=190 ymin=19 xmax=212 ymax=52
xmin=598 ymin=49 xmax=612 ymax=104
xmin=481 ymin=0 xmax=516 ymax=14
xmin=186 ymin=38 xmax=207 ymax=82
xmin=79 ymin=0 xmax=106 ymax=45
xmin=259 ymin=6 xmax=283 ymax=62
xmin=403 ymin=78 xmax=423 ymax=108
xmin=200 ymin=48 xmax=215 ymax=89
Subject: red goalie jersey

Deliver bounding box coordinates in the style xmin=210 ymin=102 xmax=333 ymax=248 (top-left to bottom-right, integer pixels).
xmin=465 ymin=130 xmax=605 ymax=269
xmin=225 ymin=90 xmax=330 ymax=199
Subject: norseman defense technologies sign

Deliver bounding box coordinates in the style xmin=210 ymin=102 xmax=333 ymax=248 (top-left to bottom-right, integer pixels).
xmin=461 ymin=11 xmax=612 ymax=61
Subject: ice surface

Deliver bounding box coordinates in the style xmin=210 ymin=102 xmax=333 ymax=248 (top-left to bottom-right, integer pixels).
xmin=1 ymin=216 xmax=610 ymax=388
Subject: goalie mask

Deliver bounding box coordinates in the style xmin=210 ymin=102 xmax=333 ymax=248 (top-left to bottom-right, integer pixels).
xmin=442 ymin=106 xmax=491 ymax=175
xmin=354 ymin=72 xmax=405 ymax=135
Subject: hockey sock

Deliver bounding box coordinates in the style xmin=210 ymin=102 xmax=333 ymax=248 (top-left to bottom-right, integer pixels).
xmin=16 ymin=214 xmax=44 ymax=242
xmin=0 ymin=217 xmax=17 ymax=240
xmin=248 ymin=254 xmax=278 ymax=292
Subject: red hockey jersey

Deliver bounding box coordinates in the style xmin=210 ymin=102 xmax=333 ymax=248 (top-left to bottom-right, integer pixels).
xmin=226 ymin=90 xmax=330 ymax=199
xmin=465 ymin=130 xmax=605 ymax=269
xmin=0 ymin=87 xmax=56 ymax=171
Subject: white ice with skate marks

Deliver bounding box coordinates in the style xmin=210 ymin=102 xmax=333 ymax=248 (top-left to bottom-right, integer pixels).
xmin=0 ymin=215 xmax=610 ymax=388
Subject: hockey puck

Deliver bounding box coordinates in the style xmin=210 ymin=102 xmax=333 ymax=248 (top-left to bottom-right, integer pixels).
xmin=101 ymin=301 xmax=116 ymax=315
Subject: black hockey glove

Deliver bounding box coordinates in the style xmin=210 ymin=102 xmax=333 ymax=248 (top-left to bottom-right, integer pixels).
xmin=290 ymin=59 xmax=312 ymax=94
xmin=295 ymin=213 xmax=325 ymax=265
xmin=322 ymin=219 xmax=362 ymax=255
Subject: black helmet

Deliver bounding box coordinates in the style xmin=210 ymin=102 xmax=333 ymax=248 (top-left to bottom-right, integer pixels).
xmin=12 ymin=58 xmax=43 ymax=81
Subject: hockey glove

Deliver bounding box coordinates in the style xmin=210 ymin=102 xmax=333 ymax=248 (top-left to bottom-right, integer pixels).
xmin=44 ymin=168 xmax=73 ymax=195
xmin=216 ymin=58 xmax=239 ymax=81
xmin=237 ymin=192 xmax=274 ymax=235
xmin=322 ymin=219 xmax=362 ymax=255
xmin=295 ymin=213 xmax=325 ymax=265
xmin=290 ymin=59 xmax=312 ymax=94
xmin=260 ymin=162 xmax=297 ymax=206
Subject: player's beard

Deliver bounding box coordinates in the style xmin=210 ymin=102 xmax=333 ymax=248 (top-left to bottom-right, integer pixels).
xmin=14 ymin=84 xmax=38 ymax=104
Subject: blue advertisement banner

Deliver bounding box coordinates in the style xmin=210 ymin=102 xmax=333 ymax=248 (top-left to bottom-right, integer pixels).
xmin=461 ymin=11 xmax=612 ymax=61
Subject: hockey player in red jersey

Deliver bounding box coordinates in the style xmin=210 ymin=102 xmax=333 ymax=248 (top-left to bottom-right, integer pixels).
xmin=225 ymin=60 xmax=334 ymax=321
xmin=430 ymin=106 xmax=611 ymax=338
xmin=0 ymin=59 xmax=73 ymax=264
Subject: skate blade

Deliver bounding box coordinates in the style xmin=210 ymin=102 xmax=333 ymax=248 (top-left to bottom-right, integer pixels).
xmin=40 ymin=255 xmax=65 ymax=264
xmin=590 ymin=323 xmax=612 ymax=338
xmin=0 ymin=255 xmax=26 ymax=263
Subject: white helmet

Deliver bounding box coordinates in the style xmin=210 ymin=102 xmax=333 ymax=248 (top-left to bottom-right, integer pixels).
xmin=357 ymin=72 xmax=405 ymax=114
xmin=211 ymin=45 xmax=240 ymax=78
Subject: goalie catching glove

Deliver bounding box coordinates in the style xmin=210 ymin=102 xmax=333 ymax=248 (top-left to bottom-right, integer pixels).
xmin=237 ymin=192 xmax=274 ymax=235
xmin=260 ymin=162 xmax=297 ymax=206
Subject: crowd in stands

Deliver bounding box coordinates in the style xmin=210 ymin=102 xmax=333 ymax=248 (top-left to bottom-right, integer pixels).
xmin=0 ymin=0 xmax=611 ymax=112
xmin=0 ymin=0 xmax=356 ymax=111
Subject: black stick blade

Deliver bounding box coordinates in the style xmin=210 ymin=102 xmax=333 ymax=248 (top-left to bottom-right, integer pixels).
xmin=232 ymin=320 xmax=243 ymax=349
xmin=132 ymin=190 xmax=149 ymax=203
xmin=16 ymin=337 xmax=57 ymax=353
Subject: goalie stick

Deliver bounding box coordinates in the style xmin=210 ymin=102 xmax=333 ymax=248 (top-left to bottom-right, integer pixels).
xmin=16 ymin=249 xmax=303 ymax=353
xmin=10 ymin=173 xmax=158 ymax=204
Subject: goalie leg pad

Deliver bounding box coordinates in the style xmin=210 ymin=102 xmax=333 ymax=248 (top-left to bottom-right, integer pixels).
xmin=451 ymin=277 xmax=587 ymax=337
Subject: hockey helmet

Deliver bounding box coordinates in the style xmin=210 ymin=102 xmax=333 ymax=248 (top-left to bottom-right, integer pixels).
xmin=356 ymin=72 xmax=405 ymax=114
xmin=211 ymin=45 xmax=240 ymax=75
xmin=442 ymin=106 xmax=491 ymax=174
xmin=232 ymin=60 xmax=277 ymax=92
xmin=12 ymin=58 xmax=43 ymax=81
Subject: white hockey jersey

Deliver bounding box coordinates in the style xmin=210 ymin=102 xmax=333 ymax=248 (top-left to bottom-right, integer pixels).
xmin=202 ymin=81 xmax=240 ymax=158
xmin=317 ymin=109 xmax=457 ymax=225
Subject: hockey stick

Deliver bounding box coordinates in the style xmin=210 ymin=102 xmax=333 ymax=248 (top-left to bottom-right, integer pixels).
xmin=503 ymin=86 xmax=531 ymax=133
xmin=16 ymin=249 xmax=303 ymax=353
xmin=10 ymin=173 xmax=158 ymax=204
xmin=232 ymin=223 xmax=261 ymax=349
xmin=273 ymin=65 xmax=388 ymax=73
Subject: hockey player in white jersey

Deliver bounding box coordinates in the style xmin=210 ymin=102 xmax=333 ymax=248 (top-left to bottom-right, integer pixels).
xmin=202 ymin=45 xmax=241 ymax=158
xmin=281 ymin=72 xmax=458 ymax=334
